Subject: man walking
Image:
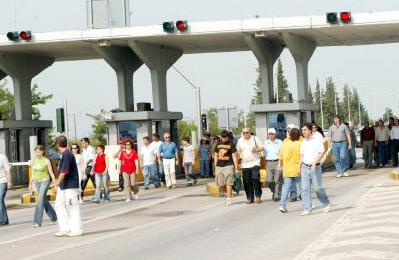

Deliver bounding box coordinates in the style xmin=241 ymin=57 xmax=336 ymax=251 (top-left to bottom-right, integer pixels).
xmin=390 ymin=118 xmax=399 ymax=167
xmin=236 ymin=128 xmax=264 ymax=204
xmin=140 ymin=136 xmax=159 ymax=189
xmin=375 ymin=120 xmax=390 ymax=167
xmin=158 ymin=133 xmax=179 ymax=189
xmin=264 ymin=128 xmax=283 ymax=201
xmin=54 ymin=135 xmax=82 ymax=237
xmin=80 ymin=137 xmax=97 ymax=198
xmin=0 ymin=152 xmax=12 ymax=226
xmin=345 ymin=122 xmax=357 ymax=169
xmin=214 ymin=130 xmax=239 ymax=206
xmin=300 ymin=123 xmax=330 ymax=216
xmin=328 ymin=115 xmax=352 ymax=178
xmin=361 ymin=121 xmax=375 ymax=168
xmin=151 ymin=133 xmax=165 ymax=186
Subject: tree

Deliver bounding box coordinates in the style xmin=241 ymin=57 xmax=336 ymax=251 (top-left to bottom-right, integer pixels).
xmin=322 ymin=77 xmax=340 ymax=126
xmin=0 ymin=81 xmax=53 ymax=120
xmin=383 ymin=107 xmax=394 ymax=122
xmin=207 ymin=108 xmax=220 ymax=135
xmin=276 ymin=59 xmax=291 ymax=103
xmin=178 ymin=120 xmax=197 ymax=141
xmin=90 ymin=115 xmax=107 ymax=146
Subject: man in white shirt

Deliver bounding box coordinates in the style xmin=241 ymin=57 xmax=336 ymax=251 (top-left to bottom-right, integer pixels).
xmin=80 ymin=137 xmax=97 ymax=199
xmin=236 ymin=128 xmax=264 ymax=204
xmin=263 ymin=128 xmax=283 ymax=202
xmin=140 ymin=136 xmax=159 ymax=189
xmin=151 ymin=133 xmax=165 ymax=186
xmin=0 ymin=153 xmax=12 ymax=226
xmin=390 ymin=118 xmax=399 ymax=166
xmin=300 ymin=123 xmax=331 ymax=216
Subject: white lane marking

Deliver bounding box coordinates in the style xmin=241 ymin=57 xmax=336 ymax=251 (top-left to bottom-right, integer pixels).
xmin=340 ymin=226 xmax=399 ymax=236
xmin=317 ymin=249 xmax=399 ymax=260
xmin=21 ymin=200 xmax=230 ymax=260
xmin=346 ymin=220 xmax=399 ymax=229
xmin=0 ymin=187 xmax=204 ymax=246
xmin=326 ymin=236 xmax=399 ymax=248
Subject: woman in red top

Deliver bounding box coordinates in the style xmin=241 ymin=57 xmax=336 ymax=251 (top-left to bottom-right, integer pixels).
xmin=92 ymin=145 xmax=109 ymax=203
xmin=119 ymin=140 xmax=139 ymax=202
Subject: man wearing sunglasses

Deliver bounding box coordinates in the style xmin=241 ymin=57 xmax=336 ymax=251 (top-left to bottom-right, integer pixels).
xmin=236 ymin=128 xmax=264 ymax=204
xmin=264 ymin=128 xmax=283 ymax=202
xmin=158 ymin=133 xmax=179 ymax=189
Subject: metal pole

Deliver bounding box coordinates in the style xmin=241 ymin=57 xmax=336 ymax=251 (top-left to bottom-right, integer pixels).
xmin=12 ymin=0 xmax=16 ymax=30
xmin=358 ymin=95 xmax=361 ymax=128
xmin=319 ymin=86 xmax=324 ymax=130
xmin=73 ymin=113 xmax=77 ymax=140
xmin=226 ymin=108 xmax=230 ymax=132
xmin=334 ymin=92 xmax=338 ymax=114
xmin=64 ymin=100 xmax=69 ymax=139
xmin=347 ymin=88 xmax=351 ymax=126
xmin=240 ymin=65 xmax=247 ymax=127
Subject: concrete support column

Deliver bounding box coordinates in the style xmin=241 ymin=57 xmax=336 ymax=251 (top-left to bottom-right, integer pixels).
xmin=94 ymin=46 xmax=143 ymax=111
xmin=284 ymin=34 xmax=316 ymax=102
xmin=129 ymin=41 xmax=182 ymax=112
xmin=245 ymin=35 xmax=284 ymax=104
xmin=0 ymin=54 xmax=54 ymax=120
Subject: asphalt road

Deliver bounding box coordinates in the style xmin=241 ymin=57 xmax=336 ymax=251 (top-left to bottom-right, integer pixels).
xmin=0 ymin=165 xmax=398 ymax=260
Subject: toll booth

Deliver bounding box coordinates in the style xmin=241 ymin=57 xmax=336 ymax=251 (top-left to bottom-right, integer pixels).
xmin=251 ymin=102 xmax=318 ymax=142
xmin=0 ymin=120 xmax=52 ymax=185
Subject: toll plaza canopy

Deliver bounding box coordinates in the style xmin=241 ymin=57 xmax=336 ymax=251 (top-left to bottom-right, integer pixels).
xmin=1 ymin=10 xmax=399 ymax=61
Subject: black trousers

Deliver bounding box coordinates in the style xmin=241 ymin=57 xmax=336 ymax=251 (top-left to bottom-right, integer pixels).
xmin=119 ymin=174 xmax=124 ymax=190
xmin=242 ymin=166 xmax=262 ymax=201
xmin=81 ymin=166 xmax=96 ymax=198
xmin=392 ymin=139 xmax=399 ymax=166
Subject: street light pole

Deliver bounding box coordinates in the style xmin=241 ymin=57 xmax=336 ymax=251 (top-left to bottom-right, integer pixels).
xmin=319 ymin=86 xmax=324 ymax=130
xmin=347 ymin=87 xmax=351 ymax=126
xmin=172 ymin=65 xmax=202 ymax=144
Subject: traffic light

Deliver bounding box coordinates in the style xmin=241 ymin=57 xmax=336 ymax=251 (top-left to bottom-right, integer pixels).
xmin=176 ymin=21 xmax=188 ymax=31
xmin=19 ymin=30 xmax=32 ymax=41
xmin=340 ymin=12 xmax=352 ymax=23
xmin=56 ymin=108 xmax=65 ymax=133
xmin=6 ymin=31 xmax=19 ymax=41
xmin=163 ymin=22 xmax=175 ymax=33
xmin=201 ymin=114 xmax=207 ymax=131
xmin=326 ymin=12 xmax=338 ymax=24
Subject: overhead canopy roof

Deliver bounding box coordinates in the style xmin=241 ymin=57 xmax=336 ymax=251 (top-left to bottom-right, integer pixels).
xmin=0 ymin=10 xmax=399 ymax=61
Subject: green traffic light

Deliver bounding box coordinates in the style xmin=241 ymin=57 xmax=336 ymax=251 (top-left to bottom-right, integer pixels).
xmin=163 ymin=22 xmax=175 ymax=33
xmin=326 ymin=12 xmax=338 ymax=24
xmin=6 ymin=31 xmax=19 ymax=41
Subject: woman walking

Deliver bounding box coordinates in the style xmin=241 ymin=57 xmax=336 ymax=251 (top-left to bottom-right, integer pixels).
xmin=92 ymin=145 xmax=110 ymax=203
xmin=0 ymin=152 xmax=12 ymax=226
xmin=278 ymin=128 xmax=302 ymax=213
xmin=71 ymin=144 xmax=85 ymax=203
xmin=29 ymin=145 xmax=57 ymax=227
xmin=119 ymin=140 xmax=139 ymax=202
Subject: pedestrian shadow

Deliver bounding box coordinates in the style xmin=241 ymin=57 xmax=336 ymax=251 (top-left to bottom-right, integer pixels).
xmin=83 ymin=227 xmax=126 ymax=236
xmin=311 ymin=206 xmax=353 ymax=215
xmin=183 ymin=193 xmax=212 ymax=198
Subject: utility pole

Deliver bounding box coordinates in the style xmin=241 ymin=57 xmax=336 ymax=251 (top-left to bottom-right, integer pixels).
xmin=334 ymin=91 xmax=338 ymax=115
xmin=358 ymin=96 xmax=361 ymax=128
xmin=319 ymin=86 xmax=324 ymax=130
xmin=347 ymin=88 xmax=351 ymax=126
xmin=64 ymin=100 xmax=69 ymax=139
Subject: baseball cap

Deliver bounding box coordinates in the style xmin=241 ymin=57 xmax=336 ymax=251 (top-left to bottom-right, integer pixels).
xmin=287 ymin=124 xmax=296 ymax=129
xmin=267 ymin=128 xmax=276 ymax=134
xmin=220 ymin=130 xmax=230 ymax=137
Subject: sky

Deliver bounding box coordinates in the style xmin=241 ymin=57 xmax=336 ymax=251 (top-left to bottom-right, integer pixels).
xmin=0 ymin=0 xmax=399 ymax=137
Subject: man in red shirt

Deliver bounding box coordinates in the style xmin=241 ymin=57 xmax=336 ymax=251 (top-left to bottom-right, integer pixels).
xmin=361 ymin=121 xmax=375 ymax=168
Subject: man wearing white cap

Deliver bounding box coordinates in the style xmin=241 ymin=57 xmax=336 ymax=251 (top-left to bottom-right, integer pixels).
xmin=264 ymin=128 xmax=283 ymax=202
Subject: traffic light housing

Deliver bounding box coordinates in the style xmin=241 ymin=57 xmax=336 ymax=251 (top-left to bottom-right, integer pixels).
xmin=176 ymin=21 xmax=188 ymax=31
xmin=56 ymin=108 xmax=65 ymax=133
xmin=19 ymin=31 xmax=32 ymax=41
xmin=326 ymin=12 xmax=338 ymax=24
xmin=163 ymin=22 xmax=175 ymax=33
xmin=6 ymin=31 xmax=19 ymax=41
xmin=201 ymin=114 xmax=207 ymax=131
xmin=340 ymin=12 xmax=352 ymax=23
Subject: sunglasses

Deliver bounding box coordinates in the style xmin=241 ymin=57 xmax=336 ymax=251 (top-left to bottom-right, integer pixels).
xmin=164 ymin=136 xmax=170 ymax=139
xmin=71 ymin=147 xmax=78 ymax=149
xmin=242 ymin=132 xmax=250 ymax=134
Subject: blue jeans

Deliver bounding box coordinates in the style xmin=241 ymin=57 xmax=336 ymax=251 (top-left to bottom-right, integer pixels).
xmin=143 ymin=164 xmax=159 ymax=188
xmin=95 ymin=174 xmax=110 ymax=201
xmin=349 ymin=147 xmax=356 ymax=166
xmin=332 ymin=141 xmax=349 ymax=176
xmin=34 ymin=179 xmax=57 ymax=225
xmin=301 ymin=165 xmax=330 ymax=211
xmin=200 ymin=160 xmax=210 ymax=177
xmin=377 ymin=141 xmax=388 ymax=166
xmin=280 ymin=177 xmax=301 ymax=209
xmin=0 ymin=183 xmax=8 ymax=224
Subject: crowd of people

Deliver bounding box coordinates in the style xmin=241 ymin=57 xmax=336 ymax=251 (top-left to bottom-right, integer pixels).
xmin=1 ymin=113 xmax=398 ymax=235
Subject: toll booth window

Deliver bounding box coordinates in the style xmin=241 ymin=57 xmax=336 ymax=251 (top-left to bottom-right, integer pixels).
xmin=268 ymin=113 xmax=287 ymax=140
xmin=118 ymin=122 xmax=137 ymax=143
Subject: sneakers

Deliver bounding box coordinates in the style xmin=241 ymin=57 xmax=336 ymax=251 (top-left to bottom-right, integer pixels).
xmin=343 ymin=171 xmax=349 ymax=177
xmin=92 ymin=200 xmax=100 ymax=204
xmin=79 ymin=197 xmax=83 ymax=204
xmin=255 ymin=197 xmax=262 ymax=204
xmin=193 ymin=179 xmax=198 ymax=185
xmin=225 ymin=198 xmax=232 ymax=206
xmin=134 ymin=194 xmax=139 ymax=200
xmin=67 ymin=232 xmax=83 ymax=237
xmin=125 ymin=198 xmax=131 ymax=202
xmin=279 ymin=206 xmax=287 ymax=213
xmin=323 ymin=204 xmax=331 ymax=213
xmin=336 ymin=174 xmax=343 ymax=178
xmin=301 ymin=210 xmax=311 ymax=216
xmin=172 ymin=185 xmax=176 ymax=189
xmin=33 ymin=223 xmax=40 ymax=228
xmin=54 ymin=231 xmax=68 ymax=237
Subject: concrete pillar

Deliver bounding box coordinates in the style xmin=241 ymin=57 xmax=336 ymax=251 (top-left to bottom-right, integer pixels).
xmin=245 ymin=35 xmax=284 ymax=104
xmin=94 ymin=46 xmax=143 ymax=111
xmin=284 ymin=34 xmax=316 ymax=102
xmin=129 ymin=41 xmax=182 ymax=111
xmin=0 ymin=54 xmax=54 ymax=120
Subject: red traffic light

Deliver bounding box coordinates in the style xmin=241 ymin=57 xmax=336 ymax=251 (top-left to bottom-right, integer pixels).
xmin=19 ymin=30 xmax=31 ymax=41
xmin=340 ymin=12 xmax=351 ymax=23
xmin=176 ymin=21 xmax=188 ymax=31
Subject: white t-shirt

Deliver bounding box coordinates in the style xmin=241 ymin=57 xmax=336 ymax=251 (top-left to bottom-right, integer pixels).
xmin=82 ymin=145 xmax=96 ymax=167
xmin=140 ymin=145 xmax=156 ymax=166
xmin=236 ymin=136 xmax=263 ymax=168
xmin=151 ymin=141 xmax=163 ymax=156
xmin=263 ymin=139 xmax=282 ymax=161
xmin=300 ymin=135 xmax=325 ymax=165
xmin=0 ymin=154 xmax=11 ymax=184
xmin=183 ymin=145 xmax=194 ymax=163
